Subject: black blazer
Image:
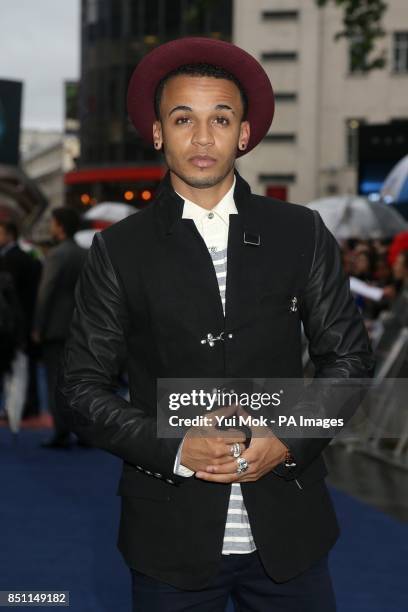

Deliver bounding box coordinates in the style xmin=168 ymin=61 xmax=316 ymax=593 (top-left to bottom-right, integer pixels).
xmin=59 ymin=171 xmax=374 ymax=589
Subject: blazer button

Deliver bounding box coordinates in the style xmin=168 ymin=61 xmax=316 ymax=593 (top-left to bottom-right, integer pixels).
xmin=154 ymin=473 xmax=162 ymax=478
xmin=227 ymin=333 xmax=233 ymax=339
xmin=136 ymin=465 xmax=142 ymax=470
xmin=145 ymin=470 xmax=152 ymax=475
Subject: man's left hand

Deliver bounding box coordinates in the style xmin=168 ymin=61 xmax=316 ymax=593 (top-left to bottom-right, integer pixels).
xmin=195 ymin=428 xmax=287 ymax=483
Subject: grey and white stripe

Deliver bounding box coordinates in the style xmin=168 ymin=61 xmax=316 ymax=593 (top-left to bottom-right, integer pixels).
xmin=209 ymin=247 xmax=257 ymax=555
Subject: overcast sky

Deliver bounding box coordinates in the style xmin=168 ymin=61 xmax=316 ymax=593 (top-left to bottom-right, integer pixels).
xmin=0 ymin=0 xmax=80 ymax=130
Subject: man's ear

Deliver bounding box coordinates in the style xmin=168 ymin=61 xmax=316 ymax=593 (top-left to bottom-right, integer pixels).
xmin=153 ymin=121 xmax=163 ymax=151
xmin=238 ymin=121 xmax=250 ymax=151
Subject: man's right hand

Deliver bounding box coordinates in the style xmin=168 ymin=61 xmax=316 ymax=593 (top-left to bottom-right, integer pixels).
xmin=180 ymin=405 xmax=247 ymax=473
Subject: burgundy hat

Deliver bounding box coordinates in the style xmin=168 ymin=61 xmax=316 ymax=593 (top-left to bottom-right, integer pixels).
xmin=127 ymin=37 xmax=274 ymax=157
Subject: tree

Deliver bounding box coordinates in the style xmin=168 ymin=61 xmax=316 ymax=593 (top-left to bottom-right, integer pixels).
xmin=315 ymin=0 xmax=388 ymax=72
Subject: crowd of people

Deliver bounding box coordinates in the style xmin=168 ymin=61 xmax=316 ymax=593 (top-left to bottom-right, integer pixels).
xmin=1 ymin=207 xmax=408 ymax=445
xmin=0 ymin=208 xmax=86 ymax=446
xmin=341 ymin=237 xmax=408 ymax=324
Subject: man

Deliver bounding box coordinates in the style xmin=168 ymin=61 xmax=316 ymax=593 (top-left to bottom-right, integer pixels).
xmin=33 ymin=207 xmax=86 ymax=447
xmin=0 ymin=221 xmax=42 ymax=417
xmin=59 ymin=38 xmax=374 ymax=611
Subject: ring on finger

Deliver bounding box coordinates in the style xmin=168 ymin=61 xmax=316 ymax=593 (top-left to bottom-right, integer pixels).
xmin=230 ymin=442 xmax=241 ymax=458
xmin=236 ymin=457 xmax=249 ymax=474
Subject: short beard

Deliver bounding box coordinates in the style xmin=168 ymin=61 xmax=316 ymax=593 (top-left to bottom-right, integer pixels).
xmin=167 ymin=160 xmax=235 ymax=190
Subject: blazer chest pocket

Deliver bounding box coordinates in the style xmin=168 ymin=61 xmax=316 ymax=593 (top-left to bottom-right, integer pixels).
xmin=116 ymin=468 xmax=171 ymax=501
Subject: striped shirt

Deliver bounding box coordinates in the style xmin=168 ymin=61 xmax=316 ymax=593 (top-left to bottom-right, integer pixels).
xmin=174 ymin=177 xmax=256 ymax=555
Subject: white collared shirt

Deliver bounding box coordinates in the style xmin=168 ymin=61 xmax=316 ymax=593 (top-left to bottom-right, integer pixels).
xmin=181 ymin=177 xmax=237 ymax=254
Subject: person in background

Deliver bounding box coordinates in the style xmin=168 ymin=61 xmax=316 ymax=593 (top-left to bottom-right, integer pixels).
xmin=33 ymin=207 xmax=86 ymax=448
xmin=0 ymin=221 xmax=42 ymax=418
xmin=0 ymin=270 xmax=22 ymax=383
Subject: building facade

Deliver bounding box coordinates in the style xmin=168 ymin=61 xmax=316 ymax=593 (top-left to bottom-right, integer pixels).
xmin=234 ymin=0 xmax=408 ymax=203
xmin=22 ymin=129 xmax=80 ymax=239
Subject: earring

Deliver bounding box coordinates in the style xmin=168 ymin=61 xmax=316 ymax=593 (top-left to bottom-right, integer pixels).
xmin=239 ymin=143 xmax=246 ymax=150
xmin=154 ymin=142 xmax=160 ymax=149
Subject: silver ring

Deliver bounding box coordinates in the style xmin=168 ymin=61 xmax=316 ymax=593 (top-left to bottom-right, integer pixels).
xmin=236 ymin=457 xmax=249 ymax=474
xmin=230 ymin=443 xmax=241 ymax=458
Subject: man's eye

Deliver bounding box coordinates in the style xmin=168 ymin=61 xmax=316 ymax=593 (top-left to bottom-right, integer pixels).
xmin=214 ymin=116 xmax=229 ymax=126
xmin=175 ymin=117 xmax=191 ymax=125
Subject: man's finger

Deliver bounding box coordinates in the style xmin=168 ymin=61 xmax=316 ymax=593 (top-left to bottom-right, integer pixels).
xmin=204 ymin=455 xmax=258 ymax=475
xmin=195 ymin=469 xmax=261 ymax=483
xmin=195 ymin=471 xmax=241 ymax=483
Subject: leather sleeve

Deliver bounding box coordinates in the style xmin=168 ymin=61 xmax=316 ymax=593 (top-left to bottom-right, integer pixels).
xmin=273 ymin=210 xmax=375 ymax=479
xmin=57 ymin=232 xmax=184 ymax=484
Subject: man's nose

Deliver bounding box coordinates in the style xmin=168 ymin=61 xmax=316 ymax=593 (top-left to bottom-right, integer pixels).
xmin=192 ymin=121 xmax=215 ymax=147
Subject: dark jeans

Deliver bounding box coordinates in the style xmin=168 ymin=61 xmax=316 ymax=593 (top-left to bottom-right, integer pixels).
xmin=130 ymin=551 xmax=336 ymax=612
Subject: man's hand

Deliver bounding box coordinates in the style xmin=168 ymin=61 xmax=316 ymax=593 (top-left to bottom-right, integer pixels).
xmin=195 ymin=415 xmax=287 ymax=483
xmin=180 ymin=405 xmax=247 ymax=473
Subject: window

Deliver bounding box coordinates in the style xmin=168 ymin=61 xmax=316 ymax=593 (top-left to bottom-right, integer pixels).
xmin=348 ymin=34 xmax=365 ymax=73
xmin=263 ymin=134 xmax=296 ymax=143
xmin=259 ymin=173 xmax=296 ymax=183
xmin=145 ymin=0 xmax=160 ymax=36
xmin=165 ymin=0 xmax=181 ymax=37
xmin=208 ymin=0 xmax=232 ymax=35
xmin=266 ymin=185 xmax=288 ymax=201
xmin=346 ymin=118 xmax=365 ymax=166
xmin=393 ymin=32 xmax=408 ymax=73
xmin=111 ymin=2 xmax=122 ymax=39
xmin=261 ymin=52 xmax=298 ymax=61
xmin=262 ymin=11 xmax=298 ymax=21
xmin=275 ymin=92 xmax=298 ymax=102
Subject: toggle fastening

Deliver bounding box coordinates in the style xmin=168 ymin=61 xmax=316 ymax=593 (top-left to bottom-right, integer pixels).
xmin=201 ymin=332 xmax=225 ymax=347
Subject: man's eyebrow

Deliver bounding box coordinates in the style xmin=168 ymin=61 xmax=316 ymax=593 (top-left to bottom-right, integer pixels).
xmin=214 ymin=104 xmax=235 ymax=114
xmin=168 ymin=103 xmax=236 ymax=117
xmin=168 ymin=105 xmax=192 ymax=117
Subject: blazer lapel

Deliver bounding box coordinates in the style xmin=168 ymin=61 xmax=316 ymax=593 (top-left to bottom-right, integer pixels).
xmin=168 ymin=219 xmax=225 ymax=327
xmin=225 ymin=172 xmax=263 ymax=331
xmin=154 ymin=173 xmax=225 ymax=330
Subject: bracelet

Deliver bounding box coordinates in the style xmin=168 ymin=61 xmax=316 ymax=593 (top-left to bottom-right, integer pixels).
xmin=283 ymin=449 xmax=297 ymax=468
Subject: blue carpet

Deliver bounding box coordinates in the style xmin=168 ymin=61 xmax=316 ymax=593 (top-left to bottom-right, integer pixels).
xmin=0 ymin=428 xmax=407 ymax=611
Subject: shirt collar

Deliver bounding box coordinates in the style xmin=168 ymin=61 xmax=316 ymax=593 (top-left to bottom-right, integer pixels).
xmin=179 ymin=176 xmax=237 ymax=226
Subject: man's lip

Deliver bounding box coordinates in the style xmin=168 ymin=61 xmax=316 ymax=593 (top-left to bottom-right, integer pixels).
xmin=189 ymin=156 xmax=217 ymax=168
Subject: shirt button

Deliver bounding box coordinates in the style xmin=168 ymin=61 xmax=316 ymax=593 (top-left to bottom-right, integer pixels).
xmin=227 ymin=333 xmax=234 ymax=339
xmin=207 ymin=212 xmax=214 ymax=219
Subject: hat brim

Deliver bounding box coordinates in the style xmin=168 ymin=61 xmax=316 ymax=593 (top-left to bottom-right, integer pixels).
xmin=127 ymin=37 xmax=274 ymax=157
